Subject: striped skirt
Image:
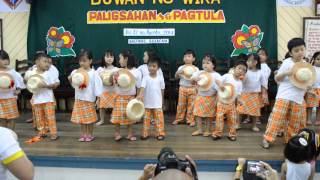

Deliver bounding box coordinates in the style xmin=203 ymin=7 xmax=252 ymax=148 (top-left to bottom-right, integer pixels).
xmin=305 ymin=88 xmax=320 ymax=108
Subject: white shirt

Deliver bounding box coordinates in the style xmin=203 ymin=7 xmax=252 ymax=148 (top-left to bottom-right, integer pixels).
xmin=176 ymin=65 xmax=199 ymax=87
xmin=71 ymin=69 xmax=103 ymax=102
xmin=32 ymin=65 xmax=59 ymax=82
xmin=261 ymin=63 xmax=271 ymax=86
xmin=116 ymin=68 xmax=142 ymax=96
xmin=0 ymin=127 xmax=23 ymax=180
xmin=285 ymin=159 xmax=311 ymax=180
xmin=141 ymin=74 xmax=165 ymax=108
xmin=192 ymin=70 xmax=222 ymax=96
xmin=0 ymin=69 xmax=25 ymax=99
xmin=243 ymin=70 xmax=267 ymax=93
xmin=96 ymin=66 xmax=118 ymax=93
xmin=312 ymin=66 xmax=320 ymax=88
xmin=32 ymin=70 xmax=60 ymax=104
xmin=276 ymin=58 xmax=306 ymax=104
xmin=221 ymin=73 xmax=243 ymax=96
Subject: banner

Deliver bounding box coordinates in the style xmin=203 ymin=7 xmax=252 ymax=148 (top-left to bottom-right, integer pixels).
xmin=277 ymin=0 xmax=313 ymax=7
xmin=0 ymin=0 xmax=29 ymax=12
xmin=28 ymin=0 xmax=277 ymax=71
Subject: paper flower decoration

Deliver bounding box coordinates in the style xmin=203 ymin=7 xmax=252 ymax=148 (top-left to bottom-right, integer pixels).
xmin=231 ymin=24 xmax=264 ymax=57
xmin=46 ymin=26 xmax=76 ymax=57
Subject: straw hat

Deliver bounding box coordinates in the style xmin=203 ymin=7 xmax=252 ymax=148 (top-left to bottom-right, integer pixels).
xmin=24 ymin=69 xmax=37 ymax=81
xmin=26 ymin=74 xmax=46 ymax=94
xmin=71 ymin=69 xmax=89 ymax=90
xmin=217 ymin=83 xmax=236 ymax=104
xmin=126 ymin=99 xmax=145 ymax=121
xmin=0 ymin=73 xmax=14 ymax=90
xmin=115 ymin=69 xmax=136 ymax=90
xmin=181 ymin=65 xmax=197 ymax=80
xmin=100 ymin=70 xmax=113 ymax=86
xmin=197 ymin=71 xmax=213 ymax=91
xmin=289 ymin=62 xmax=316 ymax=90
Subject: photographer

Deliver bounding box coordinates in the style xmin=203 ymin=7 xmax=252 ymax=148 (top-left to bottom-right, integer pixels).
xmin=234 ymin=158 xmax=278 ymax=180
xmin=0 ymin=127 xmax=34 ymax=180
xmin=139 ymin=147 xmax=198 ymax=180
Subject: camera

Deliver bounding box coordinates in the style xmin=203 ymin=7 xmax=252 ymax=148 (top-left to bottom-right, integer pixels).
xmin=154 ymin=147 xmax=198 ymax=180
xmin=247 ymin=161 xmax=266 ymax=174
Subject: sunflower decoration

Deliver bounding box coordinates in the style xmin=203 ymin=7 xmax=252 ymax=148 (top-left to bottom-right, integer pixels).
xmin=46 ymin=26 xmax=76 ymax=57
xmin=231 ymin=24 xmax=264 ymax=57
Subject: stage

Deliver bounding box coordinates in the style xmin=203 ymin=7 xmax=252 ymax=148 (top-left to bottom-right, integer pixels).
xmin=14 ymin=111 xmax=320 ymax=172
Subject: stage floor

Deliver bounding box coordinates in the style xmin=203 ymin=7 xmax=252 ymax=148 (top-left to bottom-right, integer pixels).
xmin=15 ymin=112 xmax=320 ymax=161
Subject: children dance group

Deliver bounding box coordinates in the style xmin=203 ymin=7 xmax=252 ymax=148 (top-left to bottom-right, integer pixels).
xmin=0 ymin=37 xmax=319 ymax=148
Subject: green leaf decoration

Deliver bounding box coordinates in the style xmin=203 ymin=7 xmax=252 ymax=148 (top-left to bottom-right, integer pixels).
xmin=241 ymin=24 xmax=249 ymax=34
xmin=57 ymin=27 xmax=65 ymax=34
xmin=231 ymin=48 xmax=248 ymax=57
xmin=60 ymin=48 xmax=76 ymax=57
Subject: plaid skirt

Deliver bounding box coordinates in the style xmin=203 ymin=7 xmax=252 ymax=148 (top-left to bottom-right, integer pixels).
xmin=193 ymin=95 xmax=217 ymax=118
xmin=111 ymin=95 xmax=135 ymax=125
xmin=99 ymin=91 xmax=116 ymax=109
xmin=71 ymin=100 xmax=97 ymax=124
xmin=237 ymin=92 xmax=261 ymax=116
xmin=0 ymin=98 xmax=19 ymax=119
xmin=305 ymin=88 xmax=320 ymax=108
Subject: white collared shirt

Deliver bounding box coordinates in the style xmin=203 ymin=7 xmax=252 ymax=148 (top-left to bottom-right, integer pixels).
xmin=0 ymin=69 xmax=25 ymax=99
xmin=71 ymin=69 xmax=103 ymax=102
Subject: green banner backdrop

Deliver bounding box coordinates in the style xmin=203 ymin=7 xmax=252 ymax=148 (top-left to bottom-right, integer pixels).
xmin=28 ymin=0 xmax=277 ymax=71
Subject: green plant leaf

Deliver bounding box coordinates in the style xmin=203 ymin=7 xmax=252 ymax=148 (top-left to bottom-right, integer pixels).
xmin=231 ymin=48 xmax=247 ymax=57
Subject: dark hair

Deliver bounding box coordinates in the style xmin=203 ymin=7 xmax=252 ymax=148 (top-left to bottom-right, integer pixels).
xmin=247 ymin=53 xmax=261 ymax=70
xmin=184 ymin=49 xmax=196 ymax=58
xmin=287 ymin=38 xmax=305 ymax=52
xmin=298 ymin=128 xmax=320 ymax=160
xmin=284 ymin=135 xmax=311 ymax=163
xmin=237 ymin=53 xmax=248 ymax=61
xmin=284 ymin=52 xmax=291 ymax=60
xmin=148 ymin=56 xmax=161 ymax=67
xmin=101 ymin=50 xmax=116 ymax=67
xmin=257 ymin=48 xmax=269 ymax=57
xmin=144 ymin=49 xmax=157 ymax=64
xmin=121 ymin=49 xmax=137 ymax=69
xmin=79 ymin=49 xmax=93 ymax=60
xmin=203 ymin=53 xmax=216 ymax=68
xmin=234 ymin=60 xmax=248 ymax=71
xmin=34 ymin=52 xmax=49 ymax=62
xmin=0 ymin=50 xmax=10 ymax=61
xmin=312 ymin=51 xmax=320 ymax=59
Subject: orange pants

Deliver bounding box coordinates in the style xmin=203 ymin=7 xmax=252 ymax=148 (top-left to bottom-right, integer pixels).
xmin=175 ymin=86 xmax=196 ymax=124
xmin=142 ymin=109 xmax=165 ymax=137
xmin=0 ymin=98 xmax=19 ymax=119
xmin=33 ymin=102 xmax=57 ymax=136
xmin=212 ymin=102 xmax=237 ymax=137
xmin=264 ymin=99 xmax=306 ymax=143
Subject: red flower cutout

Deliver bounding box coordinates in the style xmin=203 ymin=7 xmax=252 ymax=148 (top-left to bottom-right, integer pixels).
xmin=232 ymin=30 xmax=249 ymax=49
xmin=79 ymin=84 xmax=87 ymax=90
xmin=48 ymin=27 xmax=59 ymax=39
xmin=59 ymin=31 xmax=75 ymax=48
xmin=10 ymin=80 xmax=15 ymax=88
xmin=249 ymin=25 xmax=261 ymax=37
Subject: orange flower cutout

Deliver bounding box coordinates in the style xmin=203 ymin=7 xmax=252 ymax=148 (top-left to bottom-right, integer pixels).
xmin=48 ymin=27 xmax=59 ymax=39
xmin=232 ymin=30 xmax=249 ymax=49
xmin=249 ymin=25 xmax=260 ymax=37
xmin=59 ymin=31 xmax=75 ymax=48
